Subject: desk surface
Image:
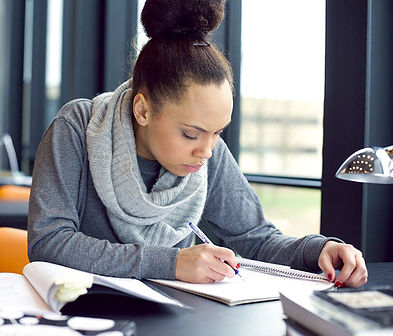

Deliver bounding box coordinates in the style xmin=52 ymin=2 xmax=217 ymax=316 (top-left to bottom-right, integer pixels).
xmin=62 ymin=262 xmax=393 ymax=336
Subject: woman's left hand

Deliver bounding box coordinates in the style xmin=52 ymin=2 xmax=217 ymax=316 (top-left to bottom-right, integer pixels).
xmin=318 ymin=240 xmax=368 ymax=288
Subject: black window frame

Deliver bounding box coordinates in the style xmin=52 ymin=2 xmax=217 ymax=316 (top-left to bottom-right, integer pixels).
xmin=321 ymin=0 xmax=393 ymax=262
xmin=227 ymin=0 xmax=393 ymax=262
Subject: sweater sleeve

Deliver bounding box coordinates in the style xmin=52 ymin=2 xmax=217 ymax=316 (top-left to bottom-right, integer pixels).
xmin=203 ymin=139 xmax=342 ymax=273
xmin=28 ymin=100 xmax=178 ymax=279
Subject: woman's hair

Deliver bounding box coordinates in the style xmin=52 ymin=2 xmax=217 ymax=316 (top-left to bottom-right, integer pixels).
xmin=131 ymin=0 xmax=233 ymax=110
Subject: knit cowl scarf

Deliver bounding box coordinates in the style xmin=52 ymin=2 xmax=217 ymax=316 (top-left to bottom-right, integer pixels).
xmin=86 ymin=80 xmax=208 ymax=246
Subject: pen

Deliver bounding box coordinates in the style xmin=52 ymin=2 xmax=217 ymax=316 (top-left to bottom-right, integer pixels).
xmin=188 ymin=222 xmax=243 ymax=279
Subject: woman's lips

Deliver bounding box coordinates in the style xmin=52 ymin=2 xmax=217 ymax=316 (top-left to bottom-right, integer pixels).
xmin=184 ymin=164 xmax=203 ymax=173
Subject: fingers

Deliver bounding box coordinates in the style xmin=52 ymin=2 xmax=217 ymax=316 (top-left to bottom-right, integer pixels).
xmin=335 ymin=249 xmax=368 ymax=288
xmin=318 ymin=252 xmax=337 ymax=283
xmin=206 ymin=258 xmax=237 ymax=282
xmin=176 ymin=244 xmax=238 ymax=283
xmin=212 ymin=245 xmax=238 ymax=270
xmin=318 ymin=241 xmax=368 ymax=288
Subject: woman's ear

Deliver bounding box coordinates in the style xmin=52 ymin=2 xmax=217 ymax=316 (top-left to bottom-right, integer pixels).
xmin=133 ymin=93 xmax=150 ymax=126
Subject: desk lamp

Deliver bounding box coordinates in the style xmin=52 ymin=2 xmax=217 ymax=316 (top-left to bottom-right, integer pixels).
xmin=335 ymin=145 xmax=393 ymax=184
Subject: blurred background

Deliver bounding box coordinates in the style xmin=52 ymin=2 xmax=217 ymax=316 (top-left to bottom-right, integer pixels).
xmin=0 ymin=0 xmax=392 ymax=261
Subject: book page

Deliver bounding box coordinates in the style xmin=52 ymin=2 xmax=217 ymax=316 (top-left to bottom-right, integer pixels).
xmin=151 ymin=267 xmax=333 ymax=306
xmin=0 ymin=273 xmax=53 ymax=315
xmin=24 ymin=261 xmax=186 ymax=310
xmin=23 ymin=262 xmax=93 ymax=312
xmin=94 ymin=275 xmax=186 ymax=307
xmin=280 ymin=289 xmax=378 ymax=335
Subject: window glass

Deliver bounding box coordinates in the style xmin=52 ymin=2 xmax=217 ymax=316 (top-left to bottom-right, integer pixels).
xmin=251 ymin=184 xmax=321 ymax=237
xmin=137 ymin=0 xmax=148 ymax=51
xmin=240 ymin=0 xmax=325 ymax=179
xmin=45 ymin=0 xmax=63 ymax=126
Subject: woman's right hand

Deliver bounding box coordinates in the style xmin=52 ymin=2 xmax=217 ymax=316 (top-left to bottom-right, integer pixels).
xmin=175 ymin=244 xmax=239 ymax=283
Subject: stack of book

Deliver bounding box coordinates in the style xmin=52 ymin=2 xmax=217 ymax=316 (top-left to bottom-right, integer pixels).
xmin=280 ymin=287 xmax=393 ymax=335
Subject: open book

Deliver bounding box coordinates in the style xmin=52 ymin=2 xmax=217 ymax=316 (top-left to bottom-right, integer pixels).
xmin=149 ymin=257 xmax=333 ymax=306
xmin=0 ymin=261 xmax=186 ymax=315
xmin=280 ymin=288 xmax=393 ymax=336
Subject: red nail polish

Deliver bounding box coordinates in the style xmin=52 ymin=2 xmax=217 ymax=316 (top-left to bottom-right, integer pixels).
xmin=236 ymin=263 xmax=240 ymax=269
xmin=328 ymin=274 xmax=333 ymax=281
xmin=335 ymin=280 xmax=342 ymax=287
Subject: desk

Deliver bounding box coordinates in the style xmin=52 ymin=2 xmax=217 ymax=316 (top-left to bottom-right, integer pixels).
xmin=62 ymin=262 xmax=393 ymax=336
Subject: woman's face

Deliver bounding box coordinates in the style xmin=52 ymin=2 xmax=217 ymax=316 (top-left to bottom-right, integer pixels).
xmin=133 ymin=80 xmax=233 ymax=177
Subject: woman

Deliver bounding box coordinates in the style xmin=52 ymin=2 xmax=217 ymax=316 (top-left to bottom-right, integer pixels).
xmin=28 ymin=0 xmax=367 ymax=287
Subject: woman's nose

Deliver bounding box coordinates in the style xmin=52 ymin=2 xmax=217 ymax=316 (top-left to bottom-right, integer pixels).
xmin=194 ymin=139 xmax=213 ymax=159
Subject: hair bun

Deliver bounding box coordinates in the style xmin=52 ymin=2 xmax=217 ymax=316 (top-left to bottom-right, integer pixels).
xmin=141 ymin=0 xmax=226 ymax=39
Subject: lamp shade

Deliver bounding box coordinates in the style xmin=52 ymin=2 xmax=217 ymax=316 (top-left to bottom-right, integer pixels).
xmin=335 ymin=145 xmax=393 ymax=184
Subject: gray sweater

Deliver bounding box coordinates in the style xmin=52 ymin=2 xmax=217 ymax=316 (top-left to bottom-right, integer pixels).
xmin=28 ymin=99 xmax=334 ymax=279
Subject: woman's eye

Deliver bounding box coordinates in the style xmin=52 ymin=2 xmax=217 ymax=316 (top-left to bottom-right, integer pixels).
xmin=183 ymin=132 xmax=198 ymax=140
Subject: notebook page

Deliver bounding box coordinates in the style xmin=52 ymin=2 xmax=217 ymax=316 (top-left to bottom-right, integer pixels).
xmin=151 ymin=268 xmax=332 ymax=305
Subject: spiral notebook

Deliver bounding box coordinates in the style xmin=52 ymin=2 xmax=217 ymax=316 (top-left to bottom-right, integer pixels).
xmin=150 ymin=258 xmax=333 ymax=306
xmin=238 ymin=258 xmax=329 ymax=282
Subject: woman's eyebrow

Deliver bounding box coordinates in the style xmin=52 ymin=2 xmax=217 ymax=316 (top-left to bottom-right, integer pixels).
xmin=183 ymin=121 xmax=231 ymax=133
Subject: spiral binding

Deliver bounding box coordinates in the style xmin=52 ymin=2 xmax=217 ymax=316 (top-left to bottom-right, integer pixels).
xmin=239 ymin=261 xmax=328 ymax=282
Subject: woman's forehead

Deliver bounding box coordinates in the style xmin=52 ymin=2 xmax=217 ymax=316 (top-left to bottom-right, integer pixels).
xmin=159 ymin=82 xmax=233 ymax=129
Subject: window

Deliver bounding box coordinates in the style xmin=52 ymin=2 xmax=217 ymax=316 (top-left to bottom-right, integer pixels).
xmin=45 ymin=0 xmax=63 ymax=126
xmin=2 ymin=0 xmax=391 ymax=259
xmin=19 ymin=0 xmax=61 ymax=168
xmin=240 ymin=1 xmax=326 ymax=236
xmin=251 ymin=183 xmax=321 ymax=237
xmin=137 ymin=0 xmax=148 ymax=50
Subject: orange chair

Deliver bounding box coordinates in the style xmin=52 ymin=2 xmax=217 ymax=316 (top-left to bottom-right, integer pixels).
xmin=0 ymin=185 xmax=30 ymax=201
xmin=0 ymin=227 xmax=29 ymax=274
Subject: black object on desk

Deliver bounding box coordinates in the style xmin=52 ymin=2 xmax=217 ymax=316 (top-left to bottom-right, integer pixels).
xmin=0 ymin=313 xmax=136 ymax=335
xmin=59 ymin=263 xmax=393 ymax=336
xmin=363 ymin=262 xmax=393 ymax=290
xmin=62 ymin=281 xmax=287 ymax=336
xmin=282 ymin=262 xmax=393 ymax=336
